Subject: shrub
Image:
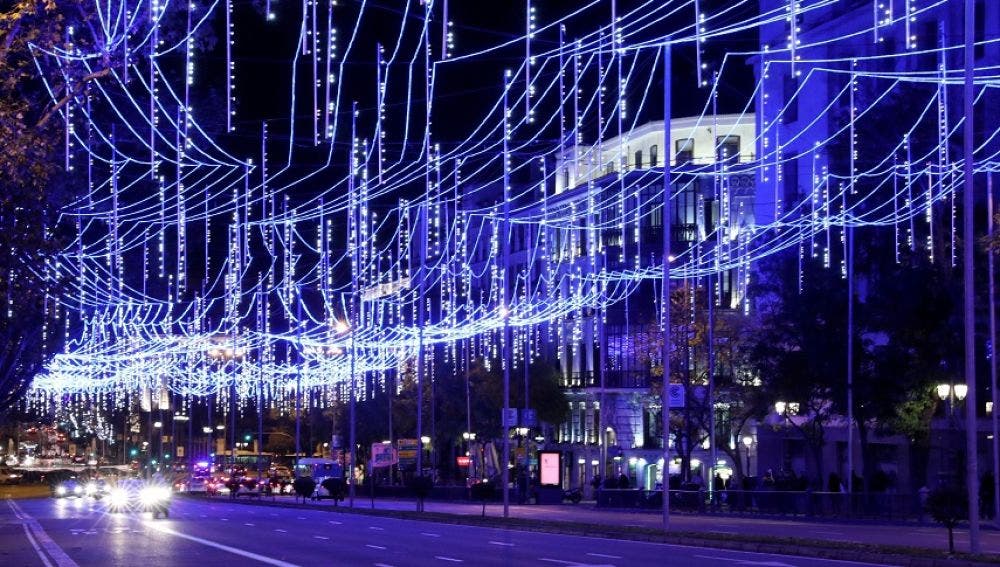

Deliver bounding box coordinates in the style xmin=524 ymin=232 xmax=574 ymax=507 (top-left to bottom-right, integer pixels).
xmin=321 ymin=477 xmax=347 ymax=505
xmin=926 ymin=486 xmax=968 ymax=553
xmin=292 ymin=476 xmax=317 ymax=502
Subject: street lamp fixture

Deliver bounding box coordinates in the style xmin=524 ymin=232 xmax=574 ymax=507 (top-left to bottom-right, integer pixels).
xmin=202 ymin=427 xmax=213 ymax=434
xmin=153 ymin=421 xmax=162 ymax=429
xmin=420 ymin=436 xmax=431 ymax=445
xmin=216 ymin=425 xmax=225 ymax=430
xmin=774 ymin=401 xmax=786 ymax=415
xmin=174 ymin=414 xmax=189 ymax=422
xmin=742 ymin=435 xmax=754 ymax=475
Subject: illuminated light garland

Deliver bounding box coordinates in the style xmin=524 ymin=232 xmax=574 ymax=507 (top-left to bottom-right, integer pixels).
xmin=23 ymin=0 xmax=1000 ymax=407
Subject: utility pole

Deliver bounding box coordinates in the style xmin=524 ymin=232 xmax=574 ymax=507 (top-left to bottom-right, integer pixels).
xmin=989 ymin=174 xmax=999 ymax=528
xmin=962 ymin=0 xmax=981 ymax=553
xmin=660 ymin=40 xmax=672 ymax=531
xmin=501 ymin=68 xmax=513 ymax=519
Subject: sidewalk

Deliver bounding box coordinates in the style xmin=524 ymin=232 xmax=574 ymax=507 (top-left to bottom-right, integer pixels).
xmin=235 ymin=492 xmax=1000 ymax=556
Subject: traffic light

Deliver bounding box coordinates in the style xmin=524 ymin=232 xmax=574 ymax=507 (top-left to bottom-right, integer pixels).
xmin=244 ymin=433 xmax=252 ymax=442
xmin=129 ymin=448 xmax=138 ymax=457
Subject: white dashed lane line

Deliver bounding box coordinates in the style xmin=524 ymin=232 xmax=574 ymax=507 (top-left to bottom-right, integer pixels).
xmin=275 ymin=529 xmax=287 ymax=533
xmin=421 ymin=532 xmax=440 ymax=537
xmin=488 ymin=541 xmax=514 ymax=547
xmin=244 ymin=523 xmax=255 ymax=527
xmin=366 ymin=545 xmax=387 ymax=550
xmin=314 ymin=535 xmax=329 ymax=540
xmin=434 ymin=557 xmax=463 ymax=563
xmin=369 ymin=526 xmax=385 ymax=531
xmin=587 ymin=552 xmax=622 ymax=559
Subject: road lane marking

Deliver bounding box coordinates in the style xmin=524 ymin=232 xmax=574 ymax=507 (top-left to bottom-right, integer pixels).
xmin=297 ymin=516 xmax=307 ymax=520
xmin=221 ymin=518 xmax=229 ymax=521
xmin=275 ymin=529 xmax=287 ymax=533
xmin=8 ymin=500 xmax=79 ymax=567
xmin=245 ymin=523 xmax=255 ymax=527
xmin=329 ymin=520 xmax=343 ymax=525
xmin=489 ymin=541 xmax=514 ymax=547
xmin=694 ymin=555 xmax=795 ymax=566
xmin=145 ymin=522 xmax=302 ymax=567
xmin=434 ymin=557 xmax=463 ymax=563
xmin=421 ymin=532 xmax=440 ymax=537
xmin=366 ymin=545 xmax=387 ymax=550
xmin=587 ymin=553 xmax=621 ymax=559
xmin=369 ymin=526 xmax=385 ymax=531
xmin=314 ymin=535 xmax=329 ymax=540
xmin=22 ymin=524 xmax=55 ymax=567
xmin=374 ymin=563 xmax=395 ymax=567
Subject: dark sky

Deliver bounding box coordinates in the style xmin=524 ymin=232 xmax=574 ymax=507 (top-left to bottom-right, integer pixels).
xmin=223 ymin=0 xmax=757 ymax=169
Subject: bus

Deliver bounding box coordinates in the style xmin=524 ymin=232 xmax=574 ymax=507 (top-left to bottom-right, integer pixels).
xmin=294 ymin=458 xmax=344 ymax=499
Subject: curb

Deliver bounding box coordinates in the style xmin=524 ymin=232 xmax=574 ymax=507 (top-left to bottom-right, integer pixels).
xmin=183 ymin=495 xmax=1000 ymax=566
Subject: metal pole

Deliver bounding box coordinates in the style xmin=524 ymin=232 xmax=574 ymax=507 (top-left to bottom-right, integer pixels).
xmin=660 ymin=40 xmax=672 ymax=531
xmin=295 ymin=291 xmax=303 ymax=475
xmin=962 ymin=0 xmax=981 ymax=552
xmin=349 ymin=107 xmax=359 ymax=507
xmin=847 ymin=223 xmax=855 ymax=494
xmin=989 ymin=174 xmax=1000 ymax=528
xmin=502 ymin=68 xmax=512 ymax=519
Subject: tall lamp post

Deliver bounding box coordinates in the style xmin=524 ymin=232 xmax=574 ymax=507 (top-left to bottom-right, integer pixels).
xmin=936 ymin=383 xmax=969 ymax=486
xmin=741 ymin=435 xmax=753 ymax=477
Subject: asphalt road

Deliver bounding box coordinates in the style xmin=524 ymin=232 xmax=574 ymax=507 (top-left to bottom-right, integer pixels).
xmin=0 ymin=497 xmax=891 ymax=567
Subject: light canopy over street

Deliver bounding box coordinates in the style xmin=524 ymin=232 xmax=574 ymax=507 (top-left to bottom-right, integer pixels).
xmin=1 ymin=0 xmax=999 ymax=563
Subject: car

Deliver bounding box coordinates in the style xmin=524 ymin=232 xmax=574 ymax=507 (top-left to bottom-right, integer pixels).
xmin=53 ymin=478 xmax=84 ymax=498
xmin=0 ymin=468 xmax=22 ymax=485
xmin=107 ymin=479 xmax=172 ymax=518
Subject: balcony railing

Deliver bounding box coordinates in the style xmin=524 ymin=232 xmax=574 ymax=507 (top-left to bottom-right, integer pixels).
xmin=564 ymin=371 xmax=651 ymax=389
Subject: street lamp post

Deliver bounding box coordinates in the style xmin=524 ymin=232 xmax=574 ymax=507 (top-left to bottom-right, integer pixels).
xmin=936 ymin=383 xmax=969 ymax=486
xmin=741 ymin=435 xmax=753 ymax=476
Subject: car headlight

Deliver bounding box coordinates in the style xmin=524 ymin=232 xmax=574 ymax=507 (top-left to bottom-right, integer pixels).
xmin=73 ymin=485 xmax=83 ymax=494
xmin=140 ymin=486 xmax=170 ymax=506
xmin=85 ymin=483 xmax=97 ymax=495
xmin=109 ymin=488 xmax=128 ymax=507
xmin=56 ymin=485 xmax=67 ymax=495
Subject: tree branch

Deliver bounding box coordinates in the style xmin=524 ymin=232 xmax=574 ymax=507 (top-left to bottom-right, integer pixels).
xmin=36 ymin=66 xmax=110 ymax=128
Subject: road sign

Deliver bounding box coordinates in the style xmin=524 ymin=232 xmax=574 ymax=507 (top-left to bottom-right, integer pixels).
xmin=668 ymin=384 xmax=685 ymax=408
xmin=371 ymin=443 xmax=397 ymax=468
xmin=521 ymin=409 xmax=537 ymax=427
xmin=502 ymin=408 xmax=518 ymax=427
xmin=397 ymin=438 xmax=418 ymax=467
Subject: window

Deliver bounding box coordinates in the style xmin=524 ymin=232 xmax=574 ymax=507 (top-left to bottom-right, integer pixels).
xmin=649 ymin=145 xmax=659 ymax=167
xmin=675 ymin=138 xmax=695 ymax=164
xmin=562 ymin=167 xmax=570 ymax=189
xmin=716 ymin=135 xmax=740 ymax=162
xmin=634 ymin=150 xmax=643 ymax=169
xmin=605 ymin=162 xmax=615 ymax=176
xmin=783 ymin=75 xmax=799 ymax=123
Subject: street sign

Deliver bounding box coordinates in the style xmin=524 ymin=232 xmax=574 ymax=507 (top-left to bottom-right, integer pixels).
xmin=456 ymin=456 xmax=470 ymax=467
xmin=502 ymin=408 xmax=518 ymax=427
xmin=371 ymin=443 xmax=397 ymax=468
xmin=521 ymin=408 xmax=537 ymax=427
xmin=668 ymin=384 xmax=685 ymax=408
xmin=397 ymin=438 xmax=418 ymax=467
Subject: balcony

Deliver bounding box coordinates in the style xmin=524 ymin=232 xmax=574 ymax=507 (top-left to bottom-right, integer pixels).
xmin=564 ymin=371 xmax=651 ymax=389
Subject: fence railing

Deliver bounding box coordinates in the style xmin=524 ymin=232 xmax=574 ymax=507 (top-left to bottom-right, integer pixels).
xmin=595 ymin=488 xmax=927 ymax=520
